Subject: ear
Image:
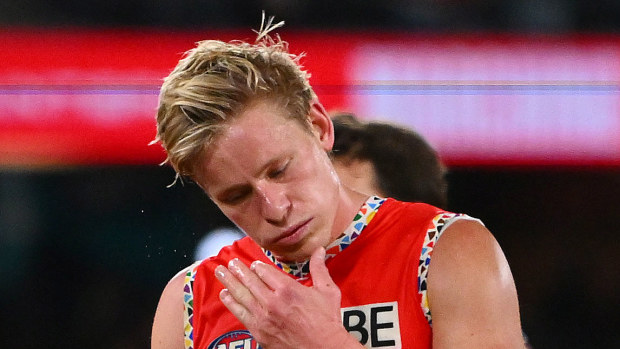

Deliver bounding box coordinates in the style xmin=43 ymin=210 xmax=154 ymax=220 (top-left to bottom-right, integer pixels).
xmin=307 ymin=99 xmax=334 ymax=152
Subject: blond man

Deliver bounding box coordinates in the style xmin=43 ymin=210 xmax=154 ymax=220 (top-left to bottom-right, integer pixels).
xmin=152 ymin=16 xmax=524 ymax=349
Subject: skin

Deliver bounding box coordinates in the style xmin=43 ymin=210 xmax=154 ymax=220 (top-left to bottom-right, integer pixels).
xmin=428 ymin=219 xmax=525 ymax=348
xmin=215 ymin=247 xmax=363 ymax=348
xmin=194 ymin=99 xmax=368 ymax=263
xmin=332 ymin=158 xmax=383 ymax=199
xmin=151 ymin=267 xmax=187 ymax=349
xmin=151 ymin=98 xmax=525 ymax=349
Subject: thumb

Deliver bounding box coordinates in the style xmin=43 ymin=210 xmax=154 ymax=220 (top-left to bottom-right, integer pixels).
xmin=309 ymin=247 xmax=336 ymax=291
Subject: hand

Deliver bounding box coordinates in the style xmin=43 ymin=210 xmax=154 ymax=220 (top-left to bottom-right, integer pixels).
xmin=214 ymin=247 xmax=363 ymax=349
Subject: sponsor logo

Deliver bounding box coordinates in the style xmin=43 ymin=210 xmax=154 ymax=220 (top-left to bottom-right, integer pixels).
xmin=207 ymin=330 xmax=261 ymax=349
xmin=341 ymin=301 xmax=402 ymax=348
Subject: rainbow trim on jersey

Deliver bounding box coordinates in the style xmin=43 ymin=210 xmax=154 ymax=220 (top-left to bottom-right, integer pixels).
xmin=418 ymin=212 xmax=477 ymax=325
xmin=183 ymin=261 xmax=201 ymax=349
xmin=262 ymin=196 xmax=386 ymax=280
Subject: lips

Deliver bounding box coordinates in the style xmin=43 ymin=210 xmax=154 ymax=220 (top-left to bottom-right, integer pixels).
xmin=274 ymin=218 xmax=313 ymax=246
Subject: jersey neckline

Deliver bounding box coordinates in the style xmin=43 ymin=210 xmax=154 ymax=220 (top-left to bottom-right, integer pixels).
xmin=261 ymin=196 xmax=386 ymax=280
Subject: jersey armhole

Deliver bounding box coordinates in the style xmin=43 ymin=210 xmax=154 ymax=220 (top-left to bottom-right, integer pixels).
xmin=417 ymin=213 xmax=483 ymax=326
xmin=183 ymin=261 xmax=201 ymax=349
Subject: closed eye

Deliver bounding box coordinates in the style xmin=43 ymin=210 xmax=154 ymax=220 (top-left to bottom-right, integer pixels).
xmin=267 ymin=160 xmax=289 ymax=179
xmin=219 ymin=186 xmax=252 ymax=205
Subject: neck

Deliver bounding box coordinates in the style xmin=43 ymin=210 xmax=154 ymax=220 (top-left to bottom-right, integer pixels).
xmin=329 ymin=185 xmax=370 ymax=242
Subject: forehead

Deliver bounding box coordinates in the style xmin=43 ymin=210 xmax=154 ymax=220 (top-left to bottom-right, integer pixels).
xmin=226 ymin=101 xmax=293 ymax=140
xmin=196 ymin=100 xmax=311 ymax=188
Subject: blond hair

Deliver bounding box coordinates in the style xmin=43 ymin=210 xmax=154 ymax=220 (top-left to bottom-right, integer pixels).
xmin=154 ymin=15 xmax=316 ymax=183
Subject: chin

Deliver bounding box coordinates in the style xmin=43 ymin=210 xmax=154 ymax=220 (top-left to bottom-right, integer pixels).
xmin=273 ymin=244 xmax=316 ymax=263
xmin=274 ymin=249 xmax=311 ymax=263
xmin=272 ymin=232 xmax=327 ymax=262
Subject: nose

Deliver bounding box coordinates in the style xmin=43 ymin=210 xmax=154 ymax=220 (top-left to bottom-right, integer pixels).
xmin=255 ymin=181 xmax=290 ymax=225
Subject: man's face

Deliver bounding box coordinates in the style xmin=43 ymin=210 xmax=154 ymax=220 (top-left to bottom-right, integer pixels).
xmin=196 ymin=100 xmax=341 ymax=262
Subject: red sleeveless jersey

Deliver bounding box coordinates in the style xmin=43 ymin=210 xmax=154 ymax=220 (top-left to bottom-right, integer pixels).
xmin=183 ymin=197 xmax=468 ymax=349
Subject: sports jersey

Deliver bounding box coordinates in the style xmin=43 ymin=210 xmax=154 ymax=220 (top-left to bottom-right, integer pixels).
xmin=183 ymin=196 xmax=475 ymax=349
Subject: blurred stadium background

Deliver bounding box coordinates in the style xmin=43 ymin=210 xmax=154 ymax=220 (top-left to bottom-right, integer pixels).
xmin=1 ymin=1 xmax=619 ymax=348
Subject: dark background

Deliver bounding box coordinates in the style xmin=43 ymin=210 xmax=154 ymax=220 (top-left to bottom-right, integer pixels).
xmin=2 ymin=0 xmax=620 ymax=32
xmin=1 ymin=1 xmax=619 ymax=348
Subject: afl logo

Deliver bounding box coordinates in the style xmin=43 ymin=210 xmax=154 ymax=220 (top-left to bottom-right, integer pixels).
xmin=207 ymin=330 xmax=261 ymax=349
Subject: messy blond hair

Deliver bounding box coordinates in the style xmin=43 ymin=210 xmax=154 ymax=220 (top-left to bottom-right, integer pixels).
xmin=154 ymin=14 xmax=316 ymax=183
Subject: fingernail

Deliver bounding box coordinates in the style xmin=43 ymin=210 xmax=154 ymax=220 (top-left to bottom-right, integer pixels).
xmin=250 ymin=260 xmax=264 ymax=271
xmin=215 ymin=265 xmax=226 ymax=279
xmin=219 ymin=288 xmax=229 ymax=301
xmin=228 ymin=258 xmax=242 ymax=276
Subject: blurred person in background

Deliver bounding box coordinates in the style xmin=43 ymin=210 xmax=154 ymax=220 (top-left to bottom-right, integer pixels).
xmin=331 ymin=112 xmax=448 ymax=209
xmin=151 ymin=16 xmax=525 ymax=349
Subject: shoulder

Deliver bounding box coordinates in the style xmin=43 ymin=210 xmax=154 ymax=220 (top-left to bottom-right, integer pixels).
xmin=151 ymin=264 xmax=197 ymax=349
xmin=428 ymin=219 xmax=512 ymax=303
xmin=427 ymin=219 xmax=524 ymax=348
xmin=429 ymin=218 xmax=507 ymax=282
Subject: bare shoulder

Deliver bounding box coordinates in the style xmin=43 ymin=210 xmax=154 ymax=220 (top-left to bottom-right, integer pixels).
xmin=428 ymin=218 xmax=525 ymax=348
xmin=151 ymin=266 xmax=194 ymax=349
xmin=432 ymin=218 xmax=508 ymax=274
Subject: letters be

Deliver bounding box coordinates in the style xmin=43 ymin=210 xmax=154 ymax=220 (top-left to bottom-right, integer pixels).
xmin=343 ymin=305 xmax=397 ymax=347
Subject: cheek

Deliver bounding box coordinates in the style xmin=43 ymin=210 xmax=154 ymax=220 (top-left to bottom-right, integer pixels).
xmin=317 ymin=158 xmax=340 ymax=192
xmin=291 ymin=166 xmax=337 ymax=199
xmin=304 ymin=149 xmax=339 ymax=185
xmin=220 ymin=207 xmax=255 ymax=234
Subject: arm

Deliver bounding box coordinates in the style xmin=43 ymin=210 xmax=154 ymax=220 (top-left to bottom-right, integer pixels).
xmin=428 ymin=219 xmax=525 ymax=348
xmin=151 ymin=268 xmax=187 ymax=349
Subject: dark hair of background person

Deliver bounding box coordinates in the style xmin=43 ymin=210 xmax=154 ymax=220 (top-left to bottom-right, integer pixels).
xmin=331 ymin=113 xmax=448 ymax=209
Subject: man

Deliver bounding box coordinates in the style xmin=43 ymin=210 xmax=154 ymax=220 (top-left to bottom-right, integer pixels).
xmin=151 ymin=17 xmax=524 ymax=349
xmin=331 ymin=113 xmax=448 ymax=209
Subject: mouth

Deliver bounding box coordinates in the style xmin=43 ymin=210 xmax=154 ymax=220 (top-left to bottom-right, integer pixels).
xmin=274 ymin=218 xmax=313 ymax=246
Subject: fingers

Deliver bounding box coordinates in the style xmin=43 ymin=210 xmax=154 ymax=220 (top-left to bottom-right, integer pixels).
xmin=215 ymin=253 xmax=349 ymax=348
xmin=309 ymin=247 xmax=336 ymax=291
xmin=214 ymin=259 xmax=271 ymax=322
xmin=218 ymin=288 xmax=251 ymax=322
xmin=249 ymin=260 xmax=296 ymax=291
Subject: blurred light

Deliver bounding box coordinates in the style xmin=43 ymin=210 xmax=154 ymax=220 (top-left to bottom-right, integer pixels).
xmin=194 ymin=227 xmax=245 ymax=260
